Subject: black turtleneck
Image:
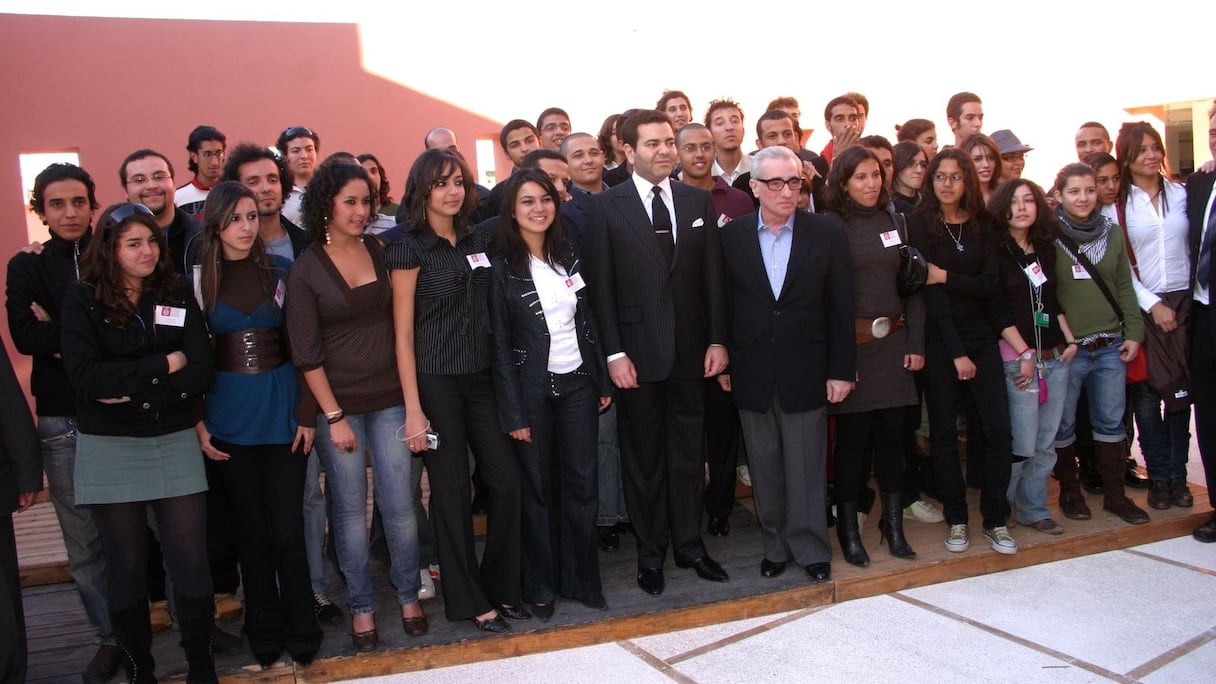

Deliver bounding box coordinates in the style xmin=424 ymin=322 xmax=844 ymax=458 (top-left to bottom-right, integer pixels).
xmin=5 ymin=230 xmax=92 ymax=416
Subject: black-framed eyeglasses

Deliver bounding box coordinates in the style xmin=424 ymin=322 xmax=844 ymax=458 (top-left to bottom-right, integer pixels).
xmin=106 ymin=203 xmax=154 ymax=225
xmin=282 ymin=126 xmax=314 ymax=139
xmin=933 ymin=173 xmax=964 ymax=184
xmin=755 ymin=177 xmax=803 ymax=191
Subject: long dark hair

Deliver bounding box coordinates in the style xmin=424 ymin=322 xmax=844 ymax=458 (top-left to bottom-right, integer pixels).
xmin=80 ymin=203 xmax=181 ymax=330
xmin=987 ymin=179 xmax=1056 ymax=252
xmin=403 ymin=149 xmax=478 ymax=233
xmin=824 ymin=146 xmax=888 ymax=222
xmin=497 ymin=169 xmax=572 ymax=279
xmin=198 ymin=181 xmax=276 ymax=313
xmin=891 ymin=141 xmax=927 ymax=198
xmin=915 ymin=148 xmax=988 ymax=243
xmin=1115 ymin=122 xmax=1171 ymax=214
xmin=357 ymin=153 xmax=393 ymax=206
xmin=961 ymin=133 xmax=1003 ymax=193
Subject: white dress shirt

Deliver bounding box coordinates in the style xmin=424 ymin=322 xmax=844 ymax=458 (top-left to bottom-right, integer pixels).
xmin=1196 ymin=183 xmax=1216 ymax=306
xmin=630 ymin=173 xmax=677 ymax=242
xmin=712 ymin=153 xmax=752 ymax=186
xmin=1103 ymin=181 xmax=1190 ymax=311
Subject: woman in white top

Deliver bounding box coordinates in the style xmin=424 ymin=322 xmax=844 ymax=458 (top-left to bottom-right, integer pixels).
xmin=1106 ymin=122 xmax=1193 ymax=510
xmin=489 ymin=170 xmax=613 ymax=620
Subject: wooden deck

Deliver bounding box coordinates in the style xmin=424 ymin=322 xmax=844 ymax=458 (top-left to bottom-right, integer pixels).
xmin=18 ymin=478 xmax=1209 ymax=684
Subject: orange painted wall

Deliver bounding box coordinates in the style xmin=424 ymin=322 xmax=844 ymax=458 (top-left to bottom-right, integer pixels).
xmin=0 ymin=13 xmax=506 ymax=398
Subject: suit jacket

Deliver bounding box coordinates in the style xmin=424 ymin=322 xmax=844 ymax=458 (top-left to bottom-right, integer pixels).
xmin=0 ymin=347 xmax=41 ymax=515
xmin=720 ymin=210 xmax=856 ymax=414
xmin=583 ymin=178 xmax=726 ymax=382
xmin=1186 ymin=170 xmax=1215 ymax=285
xmin=489 ymin=251 xmax=611 ymax=432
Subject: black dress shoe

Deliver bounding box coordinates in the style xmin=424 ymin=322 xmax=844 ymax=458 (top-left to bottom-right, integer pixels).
xmin=473 ymin=615 xmax=511 ymax=633
xmin=1125 ymin=459 xmax=1151 ymax=489
xmin=82 ymin=643 xmax=122 ymax=684
xmin=760 ymin=559 xmax=786 ymax=578
xmin=707 ymin=516 xmax=730 ymax=536
xmin=615 ymin=521 xmax=635 ymax=535
xmin=497 ymin=604 xmax=532 ymax=621
xmin=675 ymin=555 xmax=729 ymax=582
xmin=531 ymin=602 xmax=555 ymax=622
xmin=1193 ymin=514 xmax=1216 ymax=543
xmin=805 ymin=562 xmax=832 ymax=584
xmin=597 ymin=525 xmax=620 ymax=551
xmin=637 ymin=568 xmax=665 ymax=595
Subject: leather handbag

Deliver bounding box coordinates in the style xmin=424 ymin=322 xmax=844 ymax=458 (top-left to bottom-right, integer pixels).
xmin=891 ymin=210 xmax=927 ymax=298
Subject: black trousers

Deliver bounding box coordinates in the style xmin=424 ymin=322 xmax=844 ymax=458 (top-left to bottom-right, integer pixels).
xmin=923 ymin=342 xmax=1012 ymax=528
xmin=0 ymin=514 xmax=25 ymax=684
xmin=834 ymin=406 xmax=908 ymax=504
xmin=515 ymin=371 xmax=601 ymax=604
xmin=1191 ymin=304 xmax=1216 ymax=508
xmin=418 ymin=371 xmax=521 ymax=620
xmin=703 ymin=377 xmax=742 ymax=519
xmin=616 ymin=376 xmax=707 ymax=568
xmin=210 ymin=439 xmax=320 ymax=656
xmin=204 ymin=456 xmax=241 ymax=594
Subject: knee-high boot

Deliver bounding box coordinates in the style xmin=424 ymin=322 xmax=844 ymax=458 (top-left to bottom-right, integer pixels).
xmin=1096 ymin=441 xmax=1150 ymax=524
xmin=877 ymin=493 xmax=916 ymax=558
xmin=834 ymin=502 xmax=870 ymax=567
xmin=110 ymin=602 xmax=157 ymax=684
xmin=1053 ymin=444 xmax=1092 ymax=520
xmin=175 ymin=596 xmax=218 ymax=684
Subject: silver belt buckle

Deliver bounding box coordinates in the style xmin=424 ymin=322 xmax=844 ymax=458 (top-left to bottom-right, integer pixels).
xmin=871 ymin=316 xmax=891 ymax=339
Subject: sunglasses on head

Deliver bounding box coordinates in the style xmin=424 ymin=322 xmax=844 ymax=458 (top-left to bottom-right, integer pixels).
xmin=106 ymin=203 xmax=154 ymax=225
xmin=282 ymin=126 xmax=314 ymax=139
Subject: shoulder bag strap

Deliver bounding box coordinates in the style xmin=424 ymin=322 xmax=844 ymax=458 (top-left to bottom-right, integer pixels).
xmin=1056 ymin=232 xmax=1124 ymax=326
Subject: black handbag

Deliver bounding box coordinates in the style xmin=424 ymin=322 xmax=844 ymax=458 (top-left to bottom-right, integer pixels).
xmin=891 ymin=209 xmax=927 ymax=297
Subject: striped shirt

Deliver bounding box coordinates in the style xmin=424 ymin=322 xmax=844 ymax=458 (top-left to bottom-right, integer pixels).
xmin=384 ymin=222 xmax=495 ymax=375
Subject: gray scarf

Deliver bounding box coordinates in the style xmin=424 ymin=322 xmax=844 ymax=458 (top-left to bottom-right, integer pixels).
xmin=1055 ymin=206 xmax=1112 ymax=263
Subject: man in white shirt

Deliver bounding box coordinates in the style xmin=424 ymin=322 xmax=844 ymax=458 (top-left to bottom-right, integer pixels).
xmin=175 ymin=126 xmax=226 ymax=219
xmin=706 ymin=99 xmax=751 ymax=186
xmin=276 ymin=126 xmax=320 ymax=226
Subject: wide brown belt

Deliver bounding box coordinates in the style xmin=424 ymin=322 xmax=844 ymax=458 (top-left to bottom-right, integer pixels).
xmin=214 ymin=327 xmax=286 ymax=375
xmin=855 ymin=315 xmax=905 ymax=345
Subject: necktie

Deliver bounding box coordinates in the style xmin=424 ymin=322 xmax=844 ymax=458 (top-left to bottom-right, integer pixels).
xmin=651 ymin=185 xmax=674 ymax=265
xmin=1198 ymin=205 xmax=1216 ymax=291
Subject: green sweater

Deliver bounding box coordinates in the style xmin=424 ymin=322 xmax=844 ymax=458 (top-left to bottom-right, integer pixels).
xmin=1053 ymin=227 xmax=1144 ymax=343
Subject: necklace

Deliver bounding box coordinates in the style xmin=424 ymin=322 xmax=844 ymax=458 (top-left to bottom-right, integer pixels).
xmin=943 ymin=220 xmax=965 ymax=252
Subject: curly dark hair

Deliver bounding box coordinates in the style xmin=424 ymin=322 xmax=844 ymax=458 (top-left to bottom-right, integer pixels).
xmin=402 ymin=149 xmax=478 ymax=233
xmin=825 ymin=145 xmax=888 ymax=222
xmin=987 ymin=179 xmax=1056 ymax=253
xmin=80 ymin=203 xmax=182 ymax=330
xmin=497 ymin=169 xmax=572 ymax=280
xmin=299 ymin=162 xmax=374 ymax=242
xmin=29 ymin=162 xmax=99 ymax=215
xmin=221 ymin=142 xmax=294 ymax=200
xmin=357 ymin=153 xmax=394 ymax=206
xmin=914 ymin=148 xmax=988 ymax=244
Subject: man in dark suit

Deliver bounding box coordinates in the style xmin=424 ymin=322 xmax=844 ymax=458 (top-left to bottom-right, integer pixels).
xmin=584 ymin=109 xmax=729 ymax=595
xmin=1186 ymin=102 xmax=1216 ymax=543
xmin=718 ymin=146 xmax=855 ymax=582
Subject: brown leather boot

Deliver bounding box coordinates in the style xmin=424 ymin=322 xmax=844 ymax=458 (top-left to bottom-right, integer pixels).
xmin=1096 ymin=440 xmax=1150 ymax=524
xmin=1054 ymin=444 xmax=1092 ymax=520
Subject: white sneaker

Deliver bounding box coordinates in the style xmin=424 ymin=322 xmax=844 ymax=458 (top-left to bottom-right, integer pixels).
xmin=945 ymin=524 xmax=970 ymax=553
xmin=982 ymin=526 xmax=1018 ymax=555
xmin=903 ymin=500 xmax=945 ymax=523
xmin=736 ymin=465 xmax=752 ymax=487
xmin=419 ymin=569 xmax=436 ymax=600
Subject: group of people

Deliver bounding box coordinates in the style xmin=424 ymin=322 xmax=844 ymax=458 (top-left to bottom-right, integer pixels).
xmin=2 ymin=87 xmax=1215 ymax=684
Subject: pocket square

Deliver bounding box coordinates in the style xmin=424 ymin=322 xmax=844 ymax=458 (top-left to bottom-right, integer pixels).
xmin=691 ymin=218 xmax=705 ymax=228
xmin=717 ymin=213 xmax=729 ymax=228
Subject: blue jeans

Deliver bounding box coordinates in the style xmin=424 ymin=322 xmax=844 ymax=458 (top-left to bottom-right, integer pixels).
xmin=314 ymin=405 xmax=419 ymax=614
xmin=302 ymin=448 xmax=331 ymax=596
xmin=1133 ymin=383 xmax=1191 ymax=480
xmin=1056 ymin=341 xmax=1127 ymax=446
xmin=38 ymin=415 xmax=113 ymax=643
xmin=595 ymin=404 xmax=628 ymax=526
xmin=1003 ymin=359 xmax=1068 ymax=524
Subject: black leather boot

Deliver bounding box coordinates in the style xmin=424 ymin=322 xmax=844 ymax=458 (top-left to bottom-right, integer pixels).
xmin=877 ymin=494 xmax=916 ymax=559
xmin=834 ymin=502 xmax=870 ymax=567
xmin=175 ymin=596 xmax=219 ymax=684
xmin=110 ymin=601 xmax=157 ymax=684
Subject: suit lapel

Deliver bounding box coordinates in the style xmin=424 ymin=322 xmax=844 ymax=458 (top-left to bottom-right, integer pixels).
xmin=778 ymin=212 xmax=811 ymax=301
xmin=613 ymin=185 xmax=666 ymax=266
xmin=671 ymin=185 xmax=696 ymax=272
xmin=740 ymin=216 xmax=777 ymax=303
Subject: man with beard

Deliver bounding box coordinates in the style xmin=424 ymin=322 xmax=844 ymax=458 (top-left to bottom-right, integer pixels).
xmin=221 ymin=143 xmax=310 ymax=262
xmin=119 ymin=149 xmax=200 ymax=276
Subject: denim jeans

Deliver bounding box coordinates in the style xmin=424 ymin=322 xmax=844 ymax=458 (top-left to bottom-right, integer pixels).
xmin=302 ymin=448 xmax=330 ymax=596
xmin=314 ymin=405 xmax=419 ymax=614
xmin=595 ymin=404 xmax=628 ymax=526
xmin=1056 ymin=340 xmax=1128 ymax=446
xmin=38 ymin=415 xmax=113 ymax=643
xmin=1132 ymin=383 xmax=1191 ymax=480
xmin=1003 ymin=358 xmax=1068 ymax=523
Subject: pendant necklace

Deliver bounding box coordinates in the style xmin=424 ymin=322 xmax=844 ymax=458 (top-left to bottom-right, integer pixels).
xmin=943 ymin=220 xmax=965 ymax=252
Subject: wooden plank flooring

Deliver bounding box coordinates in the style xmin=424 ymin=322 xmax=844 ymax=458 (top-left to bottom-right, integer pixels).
xmin=19 ymin=479 xmax=1209 ymax=684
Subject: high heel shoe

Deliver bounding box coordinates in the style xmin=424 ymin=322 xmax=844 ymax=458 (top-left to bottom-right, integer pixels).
xmin=878 ymin=493 xmax=917 ymax=559
xmin=835 ymin=502 xmax=870 ymax=567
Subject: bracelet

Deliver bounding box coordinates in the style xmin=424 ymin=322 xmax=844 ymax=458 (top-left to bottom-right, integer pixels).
xmin=1066 ymin=341 xmax=1078 ymax=346
xmin=405 ymin=420 xmax=431 ymax=441
xmin=324 ymin=408 xmax=343 ymax=420
xmin=326 ymin=411 xmax=345 ymax=425
xmin=1018 ymin=349 xmax=1035 ymax=361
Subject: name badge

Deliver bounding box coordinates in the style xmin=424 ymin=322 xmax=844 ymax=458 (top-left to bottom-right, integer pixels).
xmin=564 ymin=273 xmax=586 ymax=291
xmin=466 ymin=252 xmax=490 ymax=269
xmin=1024 ymin=262 xmax=1048 ymax=287
xmin=879 ymin=230 xmax=901 ymax=248
xmin=273 ymin=279 xmax=286 ymax=308
xmin=154 ymin=305 xmax=186 ymax=327
xmin=1034 ymin=310 xmax=1050 ymax=328
xmin=1071 ymin=264 xmax=1092 ymax=280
